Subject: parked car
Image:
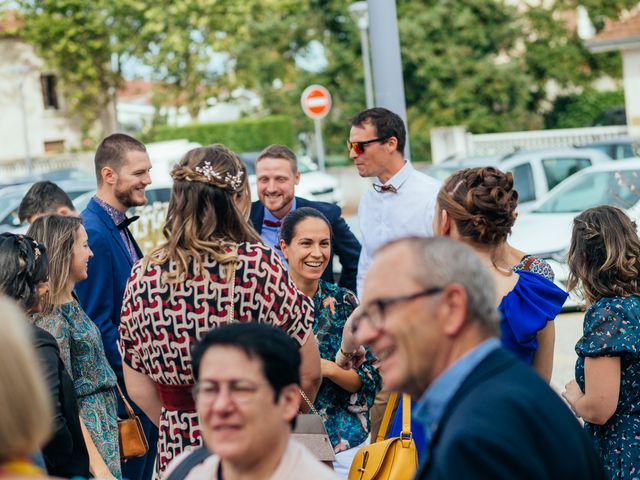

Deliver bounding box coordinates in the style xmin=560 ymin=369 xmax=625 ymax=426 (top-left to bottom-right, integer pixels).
xmin=577 ymin=138 xmax=640 ymax=160
xmin=424 ymin=147 xmax=611 ymax=211
xmin=0 ymin=179 xmax=96 ymax=233
xmin=509 ymin=159 xmax=640 ymax=308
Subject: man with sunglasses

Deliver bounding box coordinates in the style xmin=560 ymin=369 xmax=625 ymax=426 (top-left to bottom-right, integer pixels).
xmin=349 ymin=236 xmax=603 ymax=479
xmin=349 ymin=108 xmax=440 ymax=299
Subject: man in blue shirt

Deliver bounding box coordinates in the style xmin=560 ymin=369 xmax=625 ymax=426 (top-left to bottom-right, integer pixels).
xmin=350 ymin=236 xmax=603 ymax=479
xmin=249 ymin=144 xmax=360 ymax=293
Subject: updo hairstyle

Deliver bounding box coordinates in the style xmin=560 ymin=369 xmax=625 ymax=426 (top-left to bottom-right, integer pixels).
xmin=437 ymin=167 xmax=518 ymax=246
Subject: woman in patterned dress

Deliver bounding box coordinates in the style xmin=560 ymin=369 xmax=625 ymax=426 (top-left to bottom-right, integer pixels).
xmin=280 ymin=207 xmax=381 ymax=477
xmin=119 ymin=144 xmax=320 ymax=474
xmin=27 ymin=215 xmax=120 ymax=479
xmin=562 ymin=205 xmax=640 ymax=479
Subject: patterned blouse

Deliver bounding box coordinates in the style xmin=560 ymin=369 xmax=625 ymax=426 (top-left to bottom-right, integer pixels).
xmin=512 ymin=254 xmax=555 ymax=281
xmin=119 ymin=241 xmax=314 ymax=473
xmin=33 ymin=301 xmax=120 ymax=478
xmin=575 ymin=296 xmax=640 ymax=479
xmin=312 ymin=280 xmax=382 ymax=453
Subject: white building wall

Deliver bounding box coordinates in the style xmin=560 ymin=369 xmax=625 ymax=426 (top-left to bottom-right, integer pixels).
xmin=622 ymin=47 xmax=640 ymax=137
xmin=0 ymin=38 xmax=83 ymax=163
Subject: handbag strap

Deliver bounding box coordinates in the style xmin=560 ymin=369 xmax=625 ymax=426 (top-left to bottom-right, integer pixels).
xmin=115 ymin=383 xmax=136 ymax=420
xmin=226 ymin=256 xmax=237 ymax=323
xmin=401 ymin=393 xmax=412 ymax=437
xmin=299 ymin=388 xmax=320 ymax=416
xmin=375 ymin=392 xmax=399 ymax=442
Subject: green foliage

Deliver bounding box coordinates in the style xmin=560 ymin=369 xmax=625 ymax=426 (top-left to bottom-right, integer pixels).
xmin=545 ymin=89 xmax=625 ymax=128
xmin=149 ymin=116 xmax=295 ymax=153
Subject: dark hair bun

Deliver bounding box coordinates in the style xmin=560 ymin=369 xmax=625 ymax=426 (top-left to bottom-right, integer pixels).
xmin=438 ymin=167 xmax=518 ymax=245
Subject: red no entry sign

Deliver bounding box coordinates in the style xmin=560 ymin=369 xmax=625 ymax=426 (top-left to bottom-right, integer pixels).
xmin=301 ymin=84 xmax=332 ymax=120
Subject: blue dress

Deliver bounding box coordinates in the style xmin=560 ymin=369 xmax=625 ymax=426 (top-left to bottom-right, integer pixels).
xmin=575 ymin=296 xmax=640 ymax=480
xmin=312 ymin=280 xmax=382 ymax=452
xmin=498 ymin=270 xmax=567 ymax=364
xmin=34 ymin=301 xmax=121 ymax=478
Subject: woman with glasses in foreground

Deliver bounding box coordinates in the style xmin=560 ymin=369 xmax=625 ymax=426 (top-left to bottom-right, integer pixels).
xmin=562 ymin=205 xmax=640 ymax=479
xmin=279 ymin=207 xmax=381 ymax=477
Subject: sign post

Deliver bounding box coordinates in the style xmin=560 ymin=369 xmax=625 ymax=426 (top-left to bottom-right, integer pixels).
xmin=300 ymin=84 xmax=332 ymax=171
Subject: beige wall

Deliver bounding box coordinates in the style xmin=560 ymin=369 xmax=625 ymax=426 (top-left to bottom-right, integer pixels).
xmin=622 ymin=47 xmax=640 ymax=137
xmin=0 ymin=38 xmax=83 ymax=163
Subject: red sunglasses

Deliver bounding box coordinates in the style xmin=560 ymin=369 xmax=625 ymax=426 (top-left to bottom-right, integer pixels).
xmin=347 ymin=137 xmax=389 ymax=155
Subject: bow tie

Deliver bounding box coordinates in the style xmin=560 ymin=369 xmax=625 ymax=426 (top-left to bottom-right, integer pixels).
xmin=373 ymin=183 xmax=398 ymax=194
xmin=117 ymin=215 xmax=140 ymax=230
xmin=263 ymin=219 xmax=282 ymax=228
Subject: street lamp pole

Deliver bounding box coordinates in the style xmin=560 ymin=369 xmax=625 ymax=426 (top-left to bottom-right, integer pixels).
xmin=348 ymin=1 xmax=374 ymax=109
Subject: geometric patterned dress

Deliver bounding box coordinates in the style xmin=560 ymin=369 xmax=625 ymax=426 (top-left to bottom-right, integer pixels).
xmin=119 ymin=242 xmax=314 ymax=474
xmin=33 ymin=301 xmax=120 ymax=478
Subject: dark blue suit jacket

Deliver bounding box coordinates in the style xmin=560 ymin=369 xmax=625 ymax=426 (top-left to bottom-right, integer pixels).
xmin=250 ymin=196 xmax=361 ymax=293
xmin=416 ymin=347 xmax=604 ymax=480
xmin=75 ymin=197 xmax=142 ymax=384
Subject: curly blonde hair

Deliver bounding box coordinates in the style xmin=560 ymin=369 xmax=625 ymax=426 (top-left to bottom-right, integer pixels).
xmin=567 ymin=205 xmax=640 ymax=305
xmin=146 ymin=144 xmax=259 ymax=282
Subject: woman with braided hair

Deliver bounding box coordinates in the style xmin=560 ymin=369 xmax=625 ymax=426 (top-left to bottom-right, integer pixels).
xmin=562 ymin=205 xmax=640 ymax=479
xmin=432 ymin=166 xmax=567 ymax=379
xmin=118 ymin=144 xmax=319 ymax=474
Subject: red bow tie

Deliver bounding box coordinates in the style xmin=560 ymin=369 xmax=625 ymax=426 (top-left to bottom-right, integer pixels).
xmin=373 ymin=184 xmax=398 ymax=193
xmin=263 ymin=219 xmax=282 ymax=228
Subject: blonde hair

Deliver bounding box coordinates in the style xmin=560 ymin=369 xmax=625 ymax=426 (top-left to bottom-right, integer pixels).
xmin=27 ymin=215 xmax=83 ymax=309
xmin=0 ymin=295 xmax=52 ymax=462
xmin=146 ymin=144 xmax=259 ymax=282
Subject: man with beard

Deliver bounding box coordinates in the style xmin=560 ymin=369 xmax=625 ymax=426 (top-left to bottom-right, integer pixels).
xmin=250 ymin=144 xmax=360 ymax=292
xmin=75 ymin=133 xmax=158 ymax=480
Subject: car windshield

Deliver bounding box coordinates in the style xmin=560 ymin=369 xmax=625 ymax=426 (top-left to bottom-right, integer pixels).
xmin=534 ymin=169 xmax=640 ymax=213
xmin=424 ymin=165 xmax=457 ymax=181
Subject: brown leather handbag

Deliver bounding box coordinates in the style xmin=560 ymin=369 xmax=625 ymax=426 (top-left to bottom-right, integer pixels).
xmin=116 ymin=384 xmax=149 ymax=460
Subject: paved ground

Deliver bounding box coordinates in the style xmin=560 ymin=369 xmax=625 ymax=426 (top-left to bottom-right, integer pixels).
xmin=551 ymin=310 xmax=584 ymax=394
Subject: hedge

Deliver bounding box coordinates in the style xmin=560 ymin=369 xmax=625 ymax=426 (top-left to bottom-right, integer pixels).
xmin=545 ymin=89 xmax=625 ymax=129
xmin=150 ymin=116 xmax=296 ymax=152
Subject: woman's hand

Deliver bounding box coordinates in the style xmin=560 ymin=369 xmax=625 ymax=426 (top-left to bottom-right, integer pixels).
xmin=562 ymin=379 xmax=584 ymax=414
xmin=335 ymin=345 xmax=366 ymax=370
xmin=321 ymin=358 xmax=362 ymax=393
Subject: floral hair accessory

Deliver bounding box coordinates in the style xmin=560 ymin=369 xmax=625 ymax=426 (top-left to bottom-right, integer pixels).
xmin=172 ymin=160 xmax=244 ymax=191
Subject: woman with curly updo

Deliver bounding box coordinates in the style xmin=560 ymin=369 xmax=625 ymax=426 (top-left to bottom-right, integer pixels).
xmin=562 ymin=206 xmax=640 ymax=479
xmin=433 ymin=167 xmax=567 ymax=380
xmin=118 ymin=144 xmax=320 ymax=473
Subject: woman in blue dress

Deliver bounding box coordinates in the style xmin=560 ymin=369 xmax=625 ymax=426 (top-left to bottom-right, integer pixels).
xmin=562 ymin=205 xmax=640 ymax=479
xmin=28 ymin=215 xmax=120 ymax=479
xmin=280 ymin=207 xmax=382 ymax=477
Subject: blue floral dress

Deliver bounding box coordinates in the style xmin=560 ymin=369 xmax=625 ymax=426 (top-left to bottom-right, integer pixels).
xmin=312 ymin=280 xmax=382 ymax=452
xmin=34 ymin=301 xmax=121 ymax=478
xmin=575 ymin=296 xmax=640 ymax=480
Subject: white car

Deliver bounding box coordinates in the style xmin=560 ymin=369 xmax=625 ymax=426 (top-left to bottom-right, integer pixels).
xmin=509 ymin=159 xmax=640 ymax=308
xmin=425 ymin=147 xmax=612 ymax=211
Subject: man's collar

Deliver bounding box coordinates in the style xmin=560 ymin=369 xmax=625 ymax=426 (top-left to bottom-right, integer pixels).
xmin=377 ymin=161 xmax=413 ymax=191
xmin=264 ymin=197 xmax=297 ymax=222
xmin=93 ymin=195 xmax=126 ymax=225
xmin=415 ymin=338 xmax=500 ymax=434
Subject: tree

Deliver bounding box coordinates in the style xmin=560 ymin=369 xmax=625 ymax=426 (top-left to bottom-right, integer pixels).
xmin=16 ymin=0 xmax=128 ymax=138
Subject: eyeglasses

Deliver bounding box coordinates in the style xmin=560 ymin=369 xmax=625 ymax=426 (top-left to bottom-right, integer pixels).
xmin=351 ymin=286 xmax=445 ymax=334
xmin=347 ymin=137 xmax=389 ymax=155
xmin=193 ymin=379 xmax=267 ymax=405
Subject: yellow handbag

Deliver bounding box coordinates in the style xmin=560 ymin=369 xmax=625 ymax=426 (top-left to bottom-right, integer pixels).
xmin=348 ymin=392 xmax=418 ymax=480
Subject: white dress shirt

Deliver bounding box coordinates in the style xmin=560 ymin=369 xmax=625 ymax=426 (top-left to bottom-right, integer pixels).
xmin=357 ymin=162 xmax=441 ymax=297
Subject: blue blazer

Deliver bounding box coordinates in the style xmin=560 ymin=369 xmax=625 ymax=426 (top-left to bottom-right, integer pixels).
xmin=415 ymin=347 xmax=604 ymax=480
xmin=75 ymin=197 xmax=142 ymax=383
xmin=250 ymin=196 xmax=361 ymax=293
